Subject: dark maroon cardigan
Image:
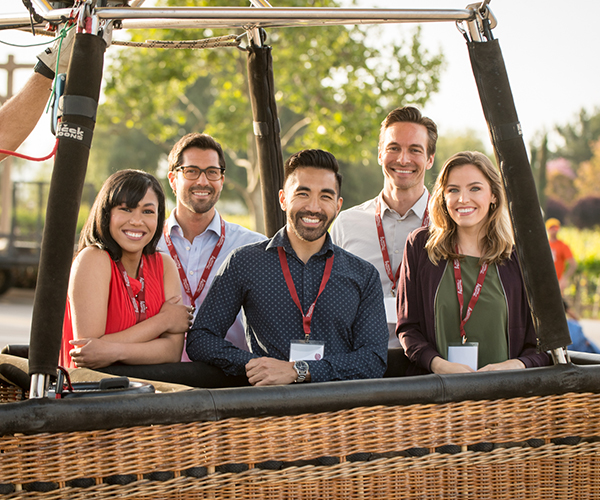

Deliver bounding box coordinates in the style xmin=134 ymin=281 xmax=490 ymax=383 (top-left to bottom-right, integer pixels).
xmin=397 ymin=227 xmax=550 ymax=376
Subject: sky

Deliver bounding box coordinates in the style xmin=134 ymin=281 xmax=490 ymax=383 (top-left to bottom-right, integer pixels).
xmin=1 ymin=0 xmax=599 ymax=162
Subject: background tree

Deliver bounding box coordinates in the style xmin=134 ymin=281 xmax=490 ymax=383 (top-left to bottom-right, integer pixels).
xmin=554 ymin=107 xmax=600 ymax=166
xmin=425 ymin=129 xmax=490 ymax=189
xmin=544 ymin=157 xmax=577 ymax=205
xmin=570 ymin=197 xmax=600 ymax=229
xmin=529 ymin=133 xmax=548 ymax=212
xmin=528 ymin=108 xmax=600 ymax=218
xmin=92 ymin=0 xmax=443 ymax=231
xmin=574 ymin=139 xmax=600 ymax=200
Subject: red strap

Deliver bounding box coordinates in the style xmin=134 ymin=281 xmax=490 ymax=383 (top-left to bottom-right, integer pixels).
xmin=375 ymin=194 xmax=430 ymax=294
xmin=453 ymin=255 xmax=489 ymax=343
xmin=163 ymin=217 xmax=226 ymax=306
xmin=116 ymin=259 xmax=147 ymax=323
xmin=278 ymin=246 xmax=334 ymax=340
xmin=0 ymin=137 xmax=59 ymax=162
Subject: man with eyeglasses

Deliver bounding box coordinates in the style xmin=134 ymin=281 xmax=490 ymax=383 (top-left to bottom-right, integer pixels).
xmin=330 ymin=106 xmax=437 ymax=348
xmin=158 ymin=133 xmax=266 ymax=360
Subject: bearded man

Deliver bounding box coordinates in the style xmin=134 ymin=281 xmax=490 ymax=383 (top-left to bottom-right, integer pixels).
xmin=186 ymin=149 xmax=387 ymax=385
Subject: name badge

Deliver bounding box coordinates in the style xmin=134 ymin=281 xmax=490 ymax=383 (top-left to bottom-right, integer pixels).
xmin=447 ymin=342 xmax=479 ymax=371
xmin=289 ymin=340 xmax=325 ymax=361
xmin=384 ymin=296 xmax=398 ymax=324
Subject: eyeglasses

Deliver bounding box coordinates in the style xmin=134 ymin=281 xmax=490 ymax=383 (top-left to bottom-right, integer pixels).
xmin=175 ymin=165 xmax=225 ymax=181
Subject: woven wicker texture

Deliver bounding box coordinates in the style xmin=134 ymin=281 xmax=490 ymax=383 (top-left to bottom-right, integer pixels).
xmin=1 ymin=387 xmax=599 ymax=498
xmin=0 ymin=384 xmax=25 ymax=403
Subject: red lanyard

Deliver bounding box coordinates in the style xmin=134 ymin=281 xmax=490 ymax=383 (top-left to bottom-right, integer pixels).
xmin=163 ymin=217 xmax=226 ymax=306
xmin=277 ymin=246 xmax=334 ymax=341
xmin=375 ymin=194 xmax=430 ymax=295
xmin=116 ymin=259 xmax=147 ymax=323
xmin=453 ymin=256 xmax=488 ymax=343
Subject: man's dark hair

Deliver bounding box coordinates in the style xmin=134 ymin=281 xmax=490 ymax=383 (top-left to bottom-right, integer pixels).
xmin=78 ymin=169 xmax=166 ymax=261
xmin=379 ymin=106 xmax=438 ymax=158
xmin=284 ymin=149 xmax=343 ymax=196
xmin=168 ymin=133 xmax=227 ymax=172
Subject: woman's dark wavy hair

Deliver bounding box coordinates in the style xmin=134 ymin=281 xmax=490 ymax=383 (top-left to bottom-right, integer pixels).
xmin=78 ymin=169 xmax=166 ymax=261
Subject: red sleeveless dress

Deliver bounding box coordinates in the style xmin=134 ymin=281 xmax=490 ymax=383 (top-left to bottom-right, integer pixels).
xmin=60 ymin=252 xmax=165 ymax=368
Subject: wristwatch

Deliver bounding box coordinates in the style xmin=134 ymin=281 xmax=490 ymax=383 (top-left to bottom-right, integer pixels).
xmin=293 ymin=360 xmax=309 ymax=383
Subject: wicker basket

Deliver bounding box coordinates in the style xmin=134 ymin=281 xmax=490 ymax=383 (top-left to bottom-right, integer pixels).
xmin=1 ymin=377 xmax=599 ymax=499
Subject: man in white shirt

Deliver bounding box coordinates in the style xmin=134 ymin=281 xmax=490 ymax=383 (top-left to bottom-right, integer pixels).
xmin=330 ymin=106 xmax=437 ymax=347
xmin=158 ymin=133 xmax=266 ymax=359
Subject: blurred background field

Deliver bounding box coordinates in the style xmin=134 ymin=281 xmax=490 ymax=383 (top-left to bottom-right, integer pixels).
xmin=561 ymin=227 xmax=600 ymax=319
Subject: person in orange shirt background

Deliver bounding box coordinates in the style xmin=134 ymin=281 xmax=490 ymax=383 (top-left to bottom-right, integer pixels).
xmin=546 ymin=218 xmax=577 ymax=293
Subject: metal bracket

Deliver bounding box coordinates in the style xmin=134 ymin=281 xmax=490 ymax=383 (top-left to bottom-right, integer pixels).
xmin=246 ymin=0 xmax=273 ymax=48
xmin=551 ymin=347 xmax=571 ymax=365
xmin=29 ymin=373 xmax=50 ymax=399
xmin=465 ymin=2 xmax=497 ymax=42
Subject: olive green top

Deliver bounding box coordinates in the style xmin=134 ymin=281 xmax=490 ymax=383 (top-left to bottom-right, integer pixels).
xmin=435 ymin=256 xmax=508 ymax=369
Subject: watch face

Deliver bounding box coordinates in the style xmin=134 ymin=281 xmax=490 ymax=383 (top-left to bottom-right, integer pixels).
xmin=294 ymin=360 xmax=309 ymax=382
xmin=295 ymin=360 xmax=309 ymax=373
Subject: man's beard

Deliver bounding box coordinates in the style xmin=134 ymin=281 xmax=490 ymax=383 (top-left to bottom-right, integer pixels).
xmin=288 ymin=210 xmax=332 ymax=242
xmin=180 ymin=185 xmax=220 ymax=214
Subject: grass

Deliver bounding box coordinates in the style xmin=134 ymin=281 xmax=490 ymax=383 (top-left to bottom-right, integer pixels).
xmin=559 ymin=227 xmax=600 ymax=318
xmin=560 ymin=227 xmax=600 ymax=274
xmin=220 ymin=213 xmax=254 ymax=230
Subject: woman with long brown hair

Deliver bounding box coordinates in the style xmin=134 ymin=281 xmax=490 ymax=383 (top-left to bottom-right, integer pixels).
xmin=397 ymin=151 xmax=549 ymax=375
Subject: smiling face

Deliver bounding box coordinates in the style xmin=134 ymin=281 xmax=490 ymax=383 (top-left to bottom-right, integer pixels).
xmin=168 ymin=147 xmax=224 ymax=217
xmin=444 ymin=163 xmax=496 ymax=235
xmin=109 ymin=188 xmax=159 ymax=261
xmin=379 ymin=121 xmax=434 ymax=195
xmin=279 ymin=166 xmax=343 ymax=244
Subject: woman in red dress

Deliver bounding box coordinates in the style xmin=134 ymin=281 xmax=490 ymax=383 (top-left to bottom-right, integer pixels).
xmin=60 ymin=170 xmax=192 ymax=369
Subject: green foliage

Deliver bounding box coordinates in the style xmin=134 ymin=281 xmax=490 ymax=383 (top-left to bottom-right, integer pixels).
xmin=425 ymin=129 xmax=491 ymax=190
xmin=529 ymin=134 xmax=548 ymax=211
xmin=89 ymin=122 xmax=166 ymax=188
xmin=10 ymin=183 xmax=95 ymax=242
xmin=574 ymin=140 xmax=600 ymax=201
xmin=92 ymin=0 xmax=444 ymax=218
xmin=530 ymin=109 xmax=600 ymax=208
xmin=554 ymin=107 xmax=600 ymax=166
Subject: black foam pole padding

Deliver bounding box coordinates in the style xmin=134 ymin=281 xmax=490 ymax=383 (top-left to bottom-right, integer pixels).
xmin=28 ymin=33 xmax=106 ymax=377
xmin=467 ymin=39 xmax=571 ymax=352
xmin=2 ymin=363 xmax=600 ymax=435
xmin=246 ymin=44 xmax=286 ymax=237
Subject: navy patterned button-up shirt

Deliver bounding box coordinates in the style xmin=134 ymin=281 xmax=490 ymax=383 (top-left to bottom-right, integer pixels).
xmin=186 ymin=227 xmax=388 ymax=382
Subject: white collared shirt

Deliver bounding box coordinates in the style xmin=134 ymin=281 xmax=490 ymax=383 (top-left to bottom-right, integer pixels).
xmin=330 ymin=190 xmax=429 ymax=347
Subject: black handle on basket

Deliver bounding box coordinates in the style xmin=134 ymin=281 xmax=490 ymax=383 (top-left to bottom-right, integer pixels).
xmin=467 ymin=38 xmax=571 ymax=353
xmin=28 ymin=33 xmax=107 ymax=386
